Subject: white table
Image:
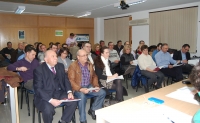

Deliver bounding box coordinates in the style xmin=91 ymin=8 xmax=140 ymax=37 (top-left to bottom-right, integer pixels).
xmin=95 ymin=82 xmax=199 ymax=123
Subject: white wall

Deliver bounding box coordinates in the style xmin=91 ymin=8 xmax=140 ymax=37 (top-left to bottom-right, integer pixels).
xmin=95 ymin=1 xmax=200 ymax=56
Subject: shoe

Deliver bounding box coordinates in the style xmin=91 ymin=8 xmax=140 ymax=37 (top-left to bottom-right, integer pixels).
xmin=58 ymin=120 xmax=70 ymax=123
xmin=80 ymin=121 xmax=87 ymax=123
xmin=88 ymin=109 xmax=96 ymax=120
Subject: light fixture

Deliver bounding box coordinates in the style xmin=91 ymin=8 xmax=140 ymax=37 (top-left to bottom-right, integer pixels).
xmin=114 ymin=0 xmax=147 ymax=9
xmin=15 ymin=6 xmax=25 ymax=14
xmin=75 ymin=12 xmax=91 ymax=18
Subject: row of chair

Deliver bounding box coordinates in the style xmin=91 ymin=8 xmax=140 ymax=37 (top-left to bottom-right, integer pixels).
xmin=19 ymin=83 xmax=116 ymax=123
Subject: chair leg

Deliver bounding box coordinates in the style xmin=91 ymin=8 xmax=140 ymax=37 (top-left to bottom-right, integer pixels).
xmin=20 ymin=87 xmax=24 ymax=109
xmin=38 ymin=111 xmax=41 ymax=123
xmin=32 ymin=100 xmax=35 ymax=123
xmin=71 ymin=112 xmax=76 ymax=123
xmin=167 ymin=77 xmax=169 ymax=85
xmin=136 ymin=80 xmax=139 ymax=92
xmin=26 ymin=91 xmax=30 ymax=116
xmin=126 ymin=75 xmax=128 ymax=89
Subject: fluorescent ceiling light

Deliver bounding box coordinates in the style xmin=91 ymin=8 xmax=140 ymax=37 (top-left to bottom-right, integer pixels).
xmin=114 ymin=0 xmax=147 ymax=8
xmin=75 ymin=12 xmax=91 ymax=18
xmin=15 ymin=6 xmax=25 ymax=14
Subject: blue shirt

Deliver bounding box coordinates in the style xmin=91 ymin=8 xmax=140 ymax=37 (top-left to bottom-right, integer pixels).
xmin=152 ymin=49 xmax=159 ymax=62
xmin=78 ymin=62 xmax=90 ymax=87
xmin=17 ymin=54 xmax=25 ymax=61
xmin=155 ymin=51 xmax=176 ymax=68
xmin=181 ymin=51 xmax=186 ymax=60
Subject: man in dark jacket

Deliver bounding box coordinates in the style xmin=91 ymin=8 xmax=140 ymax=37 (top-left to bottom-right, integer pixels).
xmin=10 ymin=42 xmax=24 ymax=63
xmin=114 ymin=40 xmax=124 ymax=56
xmin=0 ymin=42 xmax=14 ymax=63
xmin=173 ymin=44 xmax=193 ymax=74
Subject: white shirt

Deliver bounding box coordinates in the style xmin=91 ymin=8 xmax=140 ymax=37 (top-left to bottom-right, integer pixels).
xmin=138 ymin=53 xmax=156 ymax=70
xmin=88 ymin=53 xmax=94 ymax=64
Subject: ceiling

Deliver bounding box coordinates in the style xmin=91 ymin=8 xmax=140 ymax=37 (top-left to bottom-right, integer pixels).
xmin=0 ymin=0 xmax=199 ymax=18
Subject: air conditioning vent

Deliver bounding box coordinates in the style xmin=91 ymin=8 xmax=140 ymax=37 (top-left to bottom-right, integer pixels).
xmin=129 ymin=18 xmax=149 ymax=26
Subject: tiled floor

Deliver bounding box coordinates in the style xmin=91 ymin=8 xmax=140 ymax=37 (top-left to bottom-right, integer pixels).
xmin=0 ymin=79 xmax=155 ymax=123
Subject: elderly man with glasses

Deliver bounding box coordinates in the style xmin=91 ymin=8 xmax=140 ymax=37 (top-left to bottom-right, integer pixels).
xmin=173 ymin=44 xmax=193 ymax=75
xmin=68 ymin=49 xmax=106 ymax=123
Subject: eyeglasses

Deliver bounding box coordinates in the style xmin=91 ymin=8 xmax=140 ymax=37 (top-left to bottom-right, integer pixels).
xmin=78 ymin=54 xmax=88 ymax=57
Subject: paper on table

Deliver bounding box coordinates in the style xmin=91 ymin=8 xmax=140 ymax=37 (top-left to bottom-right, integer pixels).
xmin=188 ymin=59 xmax=199 ymax=65
xmin=106 ymin=75 xmax=124 ymax=83
xmin=60 ymin=99 xmax=81 ymax=102
xmin=121 ymin=105 xmax=192 ymax=123
xmin=166 ymin=86 xmax=199 ymax=105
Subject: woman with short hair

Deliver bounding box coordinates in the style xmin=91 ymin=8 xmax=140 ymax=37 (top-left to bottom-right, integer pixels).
xmin=58 ymin=47 xmax=72 ymax=72
xmin=120 ymin=45 xmax=135 ymax=75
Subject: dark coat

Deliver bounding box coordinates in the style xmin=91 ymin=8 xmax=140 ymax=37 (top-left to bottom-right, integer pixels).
xmin=173 ymin=50 xmax=191 ymax=61
xmin=33 ymin=62 xmax=72 ymax=110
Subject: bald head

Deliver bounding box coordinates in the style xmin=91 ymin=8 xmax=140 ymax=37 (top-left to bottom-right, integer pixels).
xmin=18 ymin=42 xmax=23 ymax=50
xmin=44 ymin=50 xmax=58 ymax=67
xmin=77 ymin=49 xmax=88 ymax=64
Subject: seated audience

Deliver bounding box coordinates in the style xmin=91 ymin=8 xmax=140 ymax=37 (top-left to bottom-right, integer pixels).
xmin=82 ymin=43 xmax=96 ymax=64
xmin=0 ymin=42 xmax=14 ymax=63
xmin=120 ymin=45 xmax=135 ymax=75
xmin=189 ymin=63 xmax=200 ymax=123
xmin=155 ymin=43 xmax=183 ymax=82
xmin=34 ymin=42 xmax=39 ymax=49
xmin=173 ymin=44 xmax=193 ymax=74
xmin=37 ymin=44 xmax=47 ymax=63
xmin=120 ymin=41 xmax=136 ymax=59
xmin=7 ymin=45 xmax=39 ymax=90
xmin=58 ymin=47 xmax=72 ymax=72
xmin=62 ymin=43 xmax=72 ymax=60
xmin=33 ymin=50 xmax=77 ymax=123
xmin=138 ymin=45 xmax=164 ymax=90
xmin=56 ymin=42 xmax=61 ymax=54
xmin=94 ymin=47 xmax=125 ymax=102
xmin=136 ymin=40 xmax=145 ymax=56
xmin=99 ymin=40 xmax=105 ymax=48
xmin=108 ymin=42 xmax=120 ymax=68
xmin=36 ymin=42 xmax=42 ymax=59
xmin=152 ymin=43 xmax=162 ymax=62
xmin=47 ymin=42 xmax=53 ymax=50
xmin=68 ymin=49 xmax=106 ymax=123
xmin=114 ymin=40 xmax=124 ymax=56
xmin=17 ymin=42 xmax=29 ymax=61
xmin=50 ymin=43 xmax=58 ymax=53
xmin=69 ymin=42 xmax=79 ymax=60
xmin=10 ymin=42 xmax=24 ymax=63
xmin=92 ymin=43 xmax=100 ymax=56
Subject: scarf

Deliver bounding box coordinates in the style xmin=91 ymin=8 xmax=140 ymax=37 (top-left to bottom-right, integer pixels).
xmin=101 ymin=56 xmax=112 ymax=76
xmin=95 ymin=50 xmax=100 ymax=56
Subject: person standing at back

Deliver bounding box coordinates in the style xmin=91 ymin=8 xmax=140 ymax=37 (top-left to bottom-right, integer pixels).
xmin=66 ymin=33 xmax=77 ymax=46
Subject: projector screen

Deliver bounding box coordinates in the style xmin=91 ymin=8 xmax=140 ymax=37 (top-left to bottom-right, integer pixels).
xmin=76 ymin=34 xmax=89 ymax=41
